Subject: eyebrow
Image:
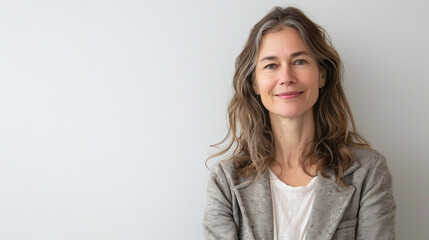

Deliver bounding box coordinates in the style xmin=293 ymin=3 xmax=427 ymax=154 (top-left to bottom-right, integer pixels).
xmin=259 ymin=51 xmax=311 ymax=63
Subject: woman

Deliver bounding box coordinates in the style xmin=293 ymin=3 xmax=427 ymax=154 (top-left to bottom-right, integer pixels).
xmin=203 ymin=6 xmax=396 ymax=240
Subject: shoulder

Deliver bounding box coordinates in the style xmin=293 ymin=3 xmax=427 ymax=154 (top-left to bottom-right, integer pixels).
xmin=207 ymin=160 xmax=238 ymax=190
xmin=347 ymin=145 xmax=393 ymax=190
xmin=214 ymin=159 xmax=237 ymax=174
xmin=209 ymin=160 xmax=252 ymax=190
xmin=209 ymin=160 xmax=236 ymax=182
xmin=348 ymin=145 xmax=387 ymax=170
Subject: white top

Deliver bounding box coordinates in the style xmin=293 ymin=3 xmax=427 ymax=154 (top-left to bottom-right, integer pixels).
xmin=269 ymin=169 xmax=318 ymax=240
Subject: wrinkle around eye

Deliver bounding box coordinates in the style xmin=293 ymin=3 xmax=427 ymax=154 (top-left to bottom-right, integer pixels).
xmin=293 ymin=59 xmax=308 ymax=65
xmin=264 ymin=64 xmax=277 ymax=70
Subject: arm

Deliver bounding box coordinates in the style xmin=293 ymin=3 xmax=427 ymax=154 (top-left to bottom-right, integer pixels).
xmin=356 ymin=155 xmax=396 ymax=240
xmin=203 ymin=163 xmax=239 ymax=240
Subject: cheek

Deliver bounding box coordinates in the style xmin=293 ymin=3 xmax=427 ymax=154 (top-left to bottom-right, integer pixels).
xmin=303 ymin=75 xmax=322 ymax=101
xmin=255 ymin=80 xmax=275 ymax=108
xmin=255 ymin=78 xmax=273 ymax=95
xmin=306 ymin=72 xmax=322 ymax=89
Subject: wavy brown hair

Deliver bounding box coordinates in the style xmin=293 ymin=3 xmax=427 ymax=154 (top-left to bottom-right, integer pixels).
xmin=209 ymin=6 xmax=368 ymax=185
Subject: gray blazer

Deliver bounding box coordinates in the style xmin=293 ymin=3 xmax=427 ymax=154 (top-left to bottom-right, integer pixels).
xmin=203 ymin=147 xmax=396 ymax=240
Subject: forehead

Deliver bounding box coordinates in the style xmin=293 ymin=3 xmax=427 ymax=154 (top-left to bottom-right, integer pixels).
xmin=258 ymin=26 xmax=309 ymax=58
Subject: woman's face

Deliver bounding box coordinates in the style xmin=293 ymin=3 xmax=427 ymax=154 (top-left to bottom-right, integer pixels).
xmin=254 ymin=26 xmax=325 ymax=120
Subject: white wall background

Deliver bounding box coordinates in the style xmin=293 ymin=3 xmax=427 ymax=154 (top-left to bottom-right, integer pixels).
xmin=1 ymin=0 xmax=428 ymax=239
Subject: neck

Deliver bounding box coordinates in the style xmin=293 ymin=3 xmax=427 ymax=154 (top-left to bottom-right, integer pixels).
xmin=269 ymin=109 xmax=315 ymax=170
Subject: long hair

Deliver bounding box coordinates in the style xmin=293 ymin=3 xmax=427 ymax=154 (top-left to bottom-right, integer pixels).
xmin=209 ymin=6 xmax=368 ymax=185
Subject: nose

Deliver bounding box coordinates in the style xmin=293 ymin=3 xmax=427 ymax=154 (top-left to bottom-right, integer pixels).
xmin=279 ymin=66 xmax=296 ymax=85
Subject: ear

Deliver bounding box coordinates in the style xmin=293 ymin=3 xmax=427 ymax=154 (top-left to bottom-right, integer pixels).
xmin=319 ymin=70 xmax=326 ymax=88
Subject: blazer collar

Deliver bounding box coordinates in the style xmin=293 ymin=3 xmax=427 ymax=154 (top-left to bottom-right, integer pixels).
xmin=305 ymin=160 xmax=359 ymax=239
xmin=233 ymin=170 xmax=273 ymax=240
xmin=232 ymin=160 xmax=360 ymax=240
xmin=325 ymin=159 xmax=361 ymax=180
xmin=344 ymin=160 xmax=360 ymax=176
xmin=305 ymin=173 xmax=356 ymax=240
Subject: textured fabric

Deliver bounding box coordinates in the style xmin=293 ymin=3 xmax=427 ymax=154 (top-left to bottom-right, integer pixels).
xmin=269 ymin=170 xmax=317 ymax=240
xmin=203 ymin=146 xmax=396 ymax=240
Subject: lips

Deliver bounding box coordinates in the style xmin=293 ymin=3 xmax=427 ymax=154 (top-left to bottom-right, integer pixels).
xmin=276 ymin=91 xmax=303 ymax=96
xmin=275 ymin=91 xmax=304 ymax=99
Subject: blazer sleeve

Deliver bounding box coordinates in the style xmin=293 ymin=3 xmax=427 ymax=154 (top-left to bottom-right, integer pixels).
xmin=203 ymin=163 xmax=239 ymax=240
xmin=356 ymin=154 xmax=396 ymax=240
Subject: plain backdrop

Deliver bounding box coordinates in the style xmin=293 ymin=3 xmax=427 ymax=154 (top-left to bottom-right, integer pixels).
xmin=1 ymin=0 xmax=428 ymax=239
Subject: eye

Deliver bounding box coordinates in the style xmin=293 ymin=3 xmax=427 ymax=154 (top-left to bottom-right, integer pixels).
xmin=293 ymin=59 xmax=307 ymax=65
xmin=264 ymin=64 xmax=277 ymax=70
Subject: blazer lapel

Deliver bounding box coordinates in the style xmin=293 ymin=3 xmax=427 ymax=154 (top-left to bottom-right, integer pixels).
xmin=305 ymin=173 xmax=356 ymax=240
xmin=233 ymin=170 xmax=273 ymax=240
xmin=232 ymin=161 xmax=360 ymax=240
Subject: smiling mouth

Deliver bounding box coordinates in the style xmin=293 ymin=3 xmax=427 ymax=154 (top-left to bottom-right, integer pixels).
xmin=275 ymin=91 xmax=304 ymax=99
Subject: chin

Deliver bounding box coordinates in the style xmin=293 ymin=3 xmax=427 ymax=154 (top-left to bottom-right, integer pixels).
xmin=271 ymin=107 xmax=312 ymax=119
xmin=273 ymin=111 xmax=303 ymax=118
